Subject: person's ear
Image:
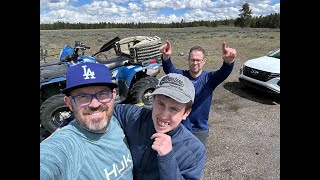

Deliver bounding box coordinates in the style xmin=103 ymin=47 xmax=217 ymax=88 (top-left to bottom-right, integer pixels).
xmin=64 ymin=96 xmax=74 ymax=111
xmin=182 ymin=108 xmax=192 ymax=121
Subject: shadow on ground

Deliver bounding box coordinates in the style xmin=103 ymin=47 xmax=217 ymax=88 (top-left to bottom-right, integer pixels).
xmin=223 ymin=81 xmax=280 ymax=105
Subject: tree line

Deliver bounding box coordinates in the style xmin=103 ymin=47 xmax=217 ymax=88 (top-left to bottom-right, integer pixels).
xmin=41 ymin=3 xmax=279 ymax=30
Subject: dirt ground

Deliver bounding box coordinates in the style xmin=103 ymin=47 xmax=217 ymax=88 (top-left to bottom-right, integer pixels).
xmin=200 ymin=79 xmax=279 ymax=180
xmin=40 ymin=27 xmax=280 ymax=179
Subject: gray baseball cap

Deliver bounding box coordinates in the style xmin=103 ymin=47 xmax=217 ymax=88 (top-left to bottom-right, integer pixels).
xmin=152 ymin=73 xmax=195 ymax=103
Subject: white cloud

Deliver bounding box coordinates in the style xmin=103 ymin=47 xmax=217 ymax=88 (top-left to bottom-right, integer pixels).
xmin=142 ymin=0 xmax=169 ymax=10
xmin=128 ymin=2 xmax=141 ymax=11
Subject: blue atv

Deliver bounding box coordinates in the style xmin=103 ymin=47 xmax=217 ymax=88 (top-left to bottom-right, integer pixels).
xmin=40 ymin=36 xmax=162 ymax=133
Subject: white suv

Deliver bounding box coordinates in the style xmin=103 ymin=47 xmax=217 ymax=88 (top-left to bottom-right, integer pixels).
xmin=239 ymin=49 xmax=280 ymax=95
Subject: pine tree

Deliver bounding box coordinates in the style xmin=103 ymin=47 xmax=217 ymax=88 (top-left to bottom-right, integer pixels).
xmin=235 ymin=3 xmax=252 ymax=28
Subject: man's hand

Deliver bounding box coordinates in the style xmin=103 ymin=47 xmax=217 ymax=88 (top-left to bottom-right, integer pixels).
xmin=159 ymin=40 xmax=172 ymax=61
xmin=222 ymin=42 xmax=236 ymax=63
xmin=150 ymin=132 xmax=173 ymax=156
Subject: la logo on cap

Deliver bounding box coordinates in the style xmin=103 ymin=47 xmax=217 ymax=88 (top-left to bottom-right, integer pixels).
xmin=82 ymin=65 xmax=96 ymax=79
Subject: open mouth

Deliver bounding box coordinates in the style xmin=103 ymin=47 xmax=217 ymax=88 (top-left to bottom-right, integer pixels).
xmin=84 ymin=110 xmax=105 ymax=118
xmin=157 ymin=118 xmax=170 ymax=127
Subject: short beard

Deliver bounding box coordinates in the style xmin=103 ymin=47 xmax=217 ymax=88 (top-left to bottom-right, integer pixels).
xmin=74 ymin=104 xmax=114 ymax=133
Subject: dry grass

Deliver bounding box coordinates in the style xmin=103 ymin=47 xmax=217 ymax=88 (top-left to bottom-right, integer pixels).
xmin=40 ymin=26 xmax=280 ymax=69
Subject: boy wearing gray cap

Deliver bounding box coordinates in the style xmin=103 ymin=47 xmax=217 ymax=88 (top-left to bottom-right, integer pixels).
xmin=59 ymin=66 xmax=206 ymax=179
xmin=113 ymin=72 xmax=206 ymax=180
xmin=40 ymin=62 xmax=133 ymax=180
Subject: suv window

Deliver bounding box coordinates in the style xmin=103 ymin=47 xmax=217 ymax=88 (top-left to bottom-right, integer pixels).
xmin=268 ymin=49 xmax=280 ymax=59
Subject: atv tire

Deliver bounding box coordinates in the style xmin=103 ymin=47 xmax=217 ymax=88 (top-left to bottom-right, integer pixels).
xmin=40 ymin=94 xmax=72 ymax=133
xmin=129 ymin=76 xmax=158 ymax=109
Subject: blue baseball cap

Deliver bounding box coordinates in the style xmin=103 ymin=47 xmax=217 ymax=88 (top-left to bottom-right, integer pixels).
xmin=61 ymin=62 xmax=118 ymax=95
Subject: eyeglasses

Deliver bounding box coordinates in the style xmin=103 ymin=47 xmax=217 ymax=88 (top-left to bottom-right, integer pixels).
xmin=70 ymin=90 xmax=113 ymax=107
xmin=189 ymin=58 xmax=204 ymax=63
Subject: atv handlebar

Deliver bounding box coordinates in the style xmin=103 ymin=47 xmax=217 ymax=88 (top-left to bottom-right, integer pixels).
xmin=74 ymin=41 xmax=90 ymax=50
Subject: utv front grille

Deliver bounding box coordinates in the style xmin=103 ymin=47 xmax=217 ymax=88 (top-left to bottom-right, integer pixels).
xmin=115 ymin=36 xmax=162 ymax=65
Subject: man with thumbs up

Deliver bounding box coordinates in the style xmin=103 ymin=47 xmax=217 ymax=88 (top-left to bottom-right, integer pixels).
xmin=160 ymin=40 xmax=237 ymax=146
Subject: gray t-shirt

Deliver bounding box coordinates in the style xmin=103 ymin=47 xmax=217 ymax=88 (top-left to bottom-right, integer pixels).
xmin=40 ymin=116 xmax=133 ymax=180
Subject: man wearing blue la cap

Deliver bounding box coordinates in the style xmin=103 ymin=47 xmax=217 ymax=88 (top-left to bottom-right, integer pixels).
xmin=40 ymin=62 xmax=133 ymax=180
xmin=59 ymin=69 xmax=206 ymax=179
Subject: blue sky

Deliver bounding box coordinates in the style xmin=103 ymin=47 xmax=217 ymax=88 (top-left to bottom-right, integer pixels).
xmin=40 ymin=0 xmax=280 ymax=24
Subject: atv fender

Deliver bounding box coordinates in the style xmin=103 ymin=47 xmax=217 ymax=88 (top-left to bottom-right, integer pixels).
xmin=112 ymin=63 xmax=162 ymax=89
